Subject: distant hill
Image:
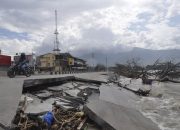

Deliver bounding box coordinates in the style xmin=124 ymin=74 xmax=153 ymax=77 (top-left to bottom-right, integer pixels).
xmin=72 ymin=47 xmax=180 ymax=66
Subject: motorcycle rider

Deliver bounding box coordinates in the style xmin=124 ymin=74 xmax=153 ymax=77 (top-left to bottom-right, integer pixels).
xmin=16 ymin=53 xmax=28 ymax=73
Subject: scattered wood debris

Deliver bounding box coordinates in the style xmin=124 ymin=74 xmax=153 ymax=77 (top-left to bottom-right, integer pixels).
xmin=12 ymin=79 xmax=102 ymax=130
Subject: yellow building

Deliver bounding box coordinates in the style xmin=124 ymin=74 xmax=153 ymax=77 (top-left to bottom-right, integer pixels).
xmin=38 ymin=53 xmax=62 ymax=72
xmin=39 ymin=53 xmax=55 ymax=67
xmin=37 ymin=52 xmax=86 ymax=72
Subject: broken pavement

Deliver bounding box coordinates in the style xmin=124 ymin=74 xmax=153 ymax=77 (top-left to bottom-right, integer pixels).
xmin=0 ymin=72 xmax=161 ymax=130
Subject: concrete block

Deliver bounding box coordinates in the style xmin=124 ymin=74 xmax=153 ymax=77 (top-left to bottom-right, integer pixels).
xmin=84 ymin=100 xmax=160 ymax=130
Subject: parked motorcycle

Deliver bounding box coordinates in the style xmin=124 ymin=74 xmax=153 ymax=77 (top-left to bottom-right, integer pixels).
xmin=7 ymin=63 xmax=32 ymax=78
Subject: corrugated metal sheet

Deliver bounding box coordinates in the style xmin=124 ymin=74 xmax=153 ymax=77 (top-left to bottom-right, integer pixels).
xmin=0 ymin=55 xmax=11 ymax=66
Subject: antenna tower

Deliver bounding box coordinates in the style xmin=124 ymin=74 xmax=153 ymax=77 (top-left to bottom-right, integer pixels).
xmin=53 ymin=10 xmax=60 ymax=53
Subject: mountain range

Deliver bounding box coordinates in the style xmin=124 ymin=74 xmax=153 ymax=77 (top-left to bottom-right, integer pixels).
xmin=72 ymin=47 xmax=180 ymax=66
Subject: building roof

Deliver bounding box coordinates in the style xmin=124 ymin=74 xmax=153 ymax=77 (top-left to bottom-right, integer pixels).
xmin=59 ymin=52 xmax=73 ymax=58
xmin=38 ymin=52 xmax=86 ymax=62
xmin=73 ymin=57 xmax=86 ymax=62
xmin=38 ymin=53 xmax=54 ymax=58
xmin=0 ymin=54 xmax=11 ymax=57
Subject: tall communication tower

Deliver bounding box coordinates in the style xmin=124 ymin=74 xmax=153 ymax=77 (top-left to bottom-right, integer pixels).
xmin=53 ymin=10 xmax=60 ymax=54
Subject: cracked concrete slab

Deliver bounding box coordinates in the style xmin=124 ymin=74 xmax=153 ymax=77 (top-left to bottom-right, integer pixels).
xmin=84 ymin=100 xmax=160 ymax=130
xmin=0 ymin=78 xmax=23 ymax=128
xmin=99 ymin=85 xmax=139 ymax=109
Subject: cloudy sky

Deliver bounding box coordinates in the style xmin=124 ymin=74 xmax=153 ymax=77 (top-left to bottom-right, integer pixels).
xmin=0 ymin=0 xmax=179 ymax=55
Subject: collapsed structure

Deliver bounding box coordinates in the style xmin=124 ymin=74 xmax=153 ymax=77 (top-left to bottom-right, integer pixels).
xmin=8 ymin=73 xmax=160 ymax=130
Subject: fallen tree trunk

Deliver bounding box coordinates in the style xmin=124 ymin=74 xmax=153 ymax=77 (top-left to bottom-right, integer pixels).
xmin=151 ymin=77 xmax=180 ymax=83
xmin=113 ymin=81 xmax=151 ymax=96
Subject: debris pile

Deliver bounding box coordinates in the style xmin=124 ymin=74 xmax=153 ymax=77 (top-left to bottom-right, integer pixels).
xmin=12 ymin=105 xmax=86 ymax=130
xmin=108 ymin=78 xmax=151 ymax=97
xmin=114 ymin=58 xmax=180 ymax=83
xmin=12 ymin=79 xmax=102 ymax=130
xmin=10 ymin=74 xmax=161 ymax=130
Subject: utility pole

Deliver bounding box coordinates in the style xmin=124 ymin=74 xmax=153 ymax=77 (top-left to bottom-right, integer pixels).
xmin=32 ymin=52 xmax=36 ymax=72
xmin=106 ymin=56 xmax=108 ymax=72
xmin=92 ymin=52 xmax=94 ymax=71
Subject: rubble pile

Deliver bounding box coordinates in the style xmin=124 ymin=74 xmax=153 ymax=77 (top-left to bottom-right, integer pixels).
xmin=12 ymin=80 xmax=101 ymax=130
xmin=114 ymin=59 xmax=180 ymax=83
xmin=52 ymin=106 xmax=85 ymax=130
xmin=12 ymin=105 xmax=86 ymax=130
xmin=108 ymin=75 xmax=151 ymax=97
xmin=10 ymin=74 xmax=161 ymax=130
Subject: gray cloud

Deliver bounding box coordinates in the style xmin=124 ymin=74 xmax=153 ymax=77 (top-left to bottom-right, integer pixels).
xmin=0 ymin=0 xmax=179 ymax=57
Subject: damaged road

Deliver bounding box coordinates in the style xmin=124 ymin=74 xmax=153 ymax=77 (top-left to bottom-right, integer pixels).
xmin=23 ymin=76 xmax=105 ymax=93
xmin=0 ymin=78 xmax=23 ymax=129
xmin=84 ymin=100 xmax=160 ymax=130
xmin=12 ymin=75 xmax=103 ymax=130
xmin=1 ymin=72 xmax=161 ymax=130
